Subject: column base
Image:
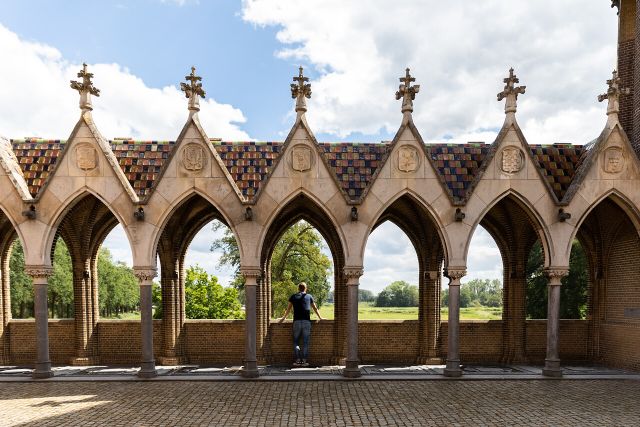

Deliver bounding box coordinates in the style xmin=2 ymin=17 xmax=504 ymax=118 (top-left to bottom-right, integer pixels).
xmin=137 ymin=361 xmax=157 ymax=378
xmin=241 ymin=360 xmax=259 ymax=378
xmin=33 ymin=362 xmax=53 ymax=379
xmin=70 ymin=356 xmax=98 ymax=366
xmin=158 ymin=356 xmax=185 ymax=366
xmin=443 ymin=359 xmax=462 ymax=377
xmin=416 ymin=356 xmax=443 ymax=365
xmin=343 ymin=360 xmax=361 ymax=378
xmin=542 ymin=358 xmax=562 ymax=377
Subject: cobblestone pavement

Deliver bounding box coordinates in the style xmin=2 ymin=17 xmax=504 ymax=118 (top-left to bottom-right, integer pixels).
xmin=0 ymin=380 xmax=638 ymax=426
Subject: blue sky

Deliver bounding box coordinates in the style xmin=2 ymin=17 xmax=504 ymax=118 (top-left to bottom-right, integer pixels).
xmin=1 ymin=0 xmax=619 ymax=292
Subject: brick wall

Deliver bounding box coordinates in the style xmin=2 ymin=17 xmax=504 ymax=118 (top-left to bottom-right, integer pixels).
xmin=184 ymin=320 xmax=245 ymax=364
xmin=97 ymin=320 xmax=162 ymax=364
xmin=358 ymin=321 xmax=418 ymax=364
xmin=9 ymin=319 xmax=75 ymax=364
xmin=599 ymin=220 xmax=640 ymax=370
xmin=268 ymin=321 xmax=334 ymax=365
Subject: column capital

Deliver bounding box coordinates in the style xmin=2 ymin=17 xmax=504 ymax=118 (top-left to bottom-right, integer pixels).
xmin=133 ymin=267 xmax=157 ymax=282
xmin=240 ymin=267 xmax=262 ymax=280
xmin=445 ymin=267 xmax=466 ymax=281
xmin=343 ymin=266 xmax=364 ymax=278
xmin=25 ymin=266 xmax=53 ymax=279
xmin=544 ymin=268 xmax=569 ymax=284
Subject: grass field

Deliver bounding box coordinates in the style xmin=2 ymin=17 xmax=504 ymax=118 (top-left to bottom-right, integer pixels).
xmin=316 ymin=303 xmax=502 ymax=320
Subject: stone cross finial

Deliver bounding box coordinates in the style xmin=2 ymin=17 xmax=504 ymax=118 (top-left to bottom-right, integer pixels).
xmin=598 ymin=70 xmax=630 ymax=125
xmin=497 ymin=68 xmax=526 ymax=117
xmin=395 ymin=68 xmax=420 ymax=118
xmin=180 ymin=66 xmax=206 ymax=112
xmin=291 ymin=66 xmax=312 ymax=117
xmin=611 ymin=0 xmax=620 ymax=14
xmin=70 ymin=63 xmax=100 ymax=112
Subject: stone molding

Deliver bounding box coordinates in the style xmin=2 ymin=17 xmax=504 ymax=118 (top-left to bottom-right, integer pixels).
xmin=24 ymin=266 xmax=53 ymax=279
xmin=445 ymin=268 xmax=467 ymax=281
xmin=544 ymin=268 xmax=569 ymax=284
xmin=343 ymin=267 xmax=364 ymax=281
xmin=241 ymin=268 xmax=262 ymax=281
xmin=133 ymin=267 xmax=157 ymax=282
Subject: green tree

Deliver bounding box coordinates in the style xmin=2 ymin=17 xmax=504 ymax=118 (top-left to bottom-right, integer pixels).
xmin=152 ymin=281 xmax=162 ymax=319
xmin=184 ymin=265 xmax=243 ymax=319
xmin=98 ymin=248 xmax=139 ymax=318
xmin=9 ymin=240 xmax=33 ymax=318
xmin=460 ymin=279 xmax=502 ymax=308
xmin=375 ymin=281 xmax=418 ymax=307
xmin=358 ymin=289 xmax=376 ymax=303
xmin=47 ymin=240 xmax=73 ymax=318
xmin=212 ymin=220 xmax=332 ymax=317
xmin=526 ymin=240 xmax=589 ymax=319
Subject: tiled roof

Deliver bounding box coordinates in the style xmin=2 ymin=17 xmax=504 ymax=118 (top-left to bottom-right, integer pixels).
xmin=11 ymin=139 xmax=65 ymax=198
xmin=320 ymin=142 xmax=390 ymax=201
xmin=9 ymin=138 xmax=589 ymax=204
xmin=212 ymin=141 xmax=282 ymax=201
xmin=529 ymin=144 xmax=588 ymax=201
xmin=111 ymin=140 xmax=176 ymax=198
xmin=428 ymin=143 xmax=491 ymax=202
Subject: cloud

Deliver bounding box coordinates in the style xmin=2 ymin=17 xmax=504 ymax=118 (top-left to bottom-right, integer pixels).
xmin=242 ymin=0 xmax=617 ymax=144
xmin=0 ymin=23 xmax=248 ymax=141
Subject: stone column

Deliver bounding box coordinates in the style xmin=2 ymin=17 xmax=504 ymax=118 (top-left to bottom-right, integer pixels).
xmin=543 ymin=268 xmax=568 ymax=377
xmin=26 ymin=266 xmax=54 ymax=379
xmin=343 ymin=267 xmax=363 ymax=378
xmin=444 ymin=268 xmax=466 ymax=377
xmin=241 ymin=268 xmax=261 ymax=378
xmin=134 ymin=267 xmax=157 ymax=378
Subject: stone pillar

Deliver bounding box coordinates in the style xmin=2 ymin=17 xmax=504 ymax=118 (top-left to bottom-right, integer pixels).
xmin=26 ymin=266 xmax=54 ymax=379
xmin=543 ymin=268 xmax=568 ymax=377
xmin=241 ymin=268 xmax=261 ymax=378
xmin=418 ymin=270 xmax=441 ymax=364
xmin=134 ymin=267 xmax=157 ymax=378
xmin=444 ymin=268 xmax=466 ymax=377
xmin=343 ymin=267 xmax=363 ymax=378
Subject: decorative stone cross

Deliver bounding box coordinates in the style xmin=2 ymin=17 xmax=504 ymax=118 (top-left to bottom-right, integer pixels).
xmin=497 ymin=68 xmax=525 ymax=117
xmin=180 ymin=66 xmax=206 ymax=112
xmin=598 ymin=70 xmax=630 ymax=126
xmin=70 ymin=63 xmax=100 ymax=112
xmin=395 ymin=68 xmax=420 ymax=116
xmin=291 ymin=66 xmax=312 ymax=117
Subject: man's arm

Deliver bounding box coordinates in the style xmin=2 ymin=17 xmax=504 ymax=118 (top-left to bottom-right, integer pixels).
xmin=279 ymin=302 xmax=293 ymax=323
xmin=311 ymin=301 xmax=323 ymax=320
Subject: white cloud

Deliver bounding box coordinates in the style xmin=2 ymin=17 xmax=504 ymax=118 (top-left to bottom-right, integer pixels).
xmin=242 ymin=0 xmax=617 ymax=144
xmin=0 ymin=24 xmax=248 ymax=141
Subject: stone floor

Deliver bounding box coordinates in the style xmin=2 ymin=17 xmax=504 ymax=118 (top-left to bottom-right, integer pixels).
xmin=0 ymin=378 xmax=638 ymax=426
xmin=0 ymin=363 xmax=637 ymax=381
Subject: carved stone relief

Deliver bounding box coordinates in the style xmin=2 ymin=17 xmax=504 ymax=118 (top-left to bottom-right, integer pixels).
xmin=182 ymin=143 xmax=205 ymax=171
xmin=603 ymin=147 xmax=624 ymax=174
xmin=397 ymin=146 xmax=419 ymax=172
xmin=291 ymin=145 xmax=312 ymax=172
xmin=500 ymin=147 xmax=524 ymax=174
xmin=76 ymin=145 xmax=97 ymax=171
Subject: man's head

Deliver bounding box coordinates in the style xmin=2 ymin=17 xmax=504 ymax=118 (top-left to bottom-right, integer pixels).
xmin=298 ymin=282 xmax=307 ymax=293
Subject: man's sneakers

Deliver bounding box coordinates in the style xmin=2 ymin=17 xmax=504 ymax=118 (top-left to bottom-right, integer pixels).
xmin=292 ymin=359 xmax=310 ymax=368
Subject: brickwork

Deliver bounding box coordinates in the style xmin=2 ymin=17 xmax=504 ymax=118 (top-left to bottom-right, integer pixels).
xmin=183 ymin=320 xmax=245 ymax=364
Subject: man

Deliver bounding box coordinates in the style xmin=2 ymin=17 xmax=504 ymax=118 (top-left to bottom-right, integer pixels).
xmin=279 ymin=282 xmax=323 ymax=367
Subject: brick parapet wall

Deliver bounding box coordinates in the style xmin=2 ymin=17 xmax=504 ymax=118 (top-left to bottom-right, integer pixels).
xmin=2 ymin=318 xmax=597 ymax=367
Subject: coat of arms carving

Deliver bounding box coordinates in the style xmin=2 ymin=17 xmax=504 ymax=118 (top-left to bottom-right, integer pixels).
xmin=501 ymin=147 xmax=524 ymax=174
xmin=182 ymin=144 xmax=205 ymax=171
xmin=76 ymin=146 xmax=97 ymax=170
xmin=398 ymin=146 xmax=419 ymax=172
xmin=603 ymin=147 xmax=624 ymax=173
xmin=292 ymin=146 xmax=312 ymax=172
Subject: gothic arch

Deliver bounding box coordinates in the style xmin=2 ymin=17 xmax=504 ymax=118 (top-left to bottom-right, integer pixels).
xmin=465 ymin=190 xmax=553 ymax=268
xmin=362 ymin=189 xmax=450 ymax=265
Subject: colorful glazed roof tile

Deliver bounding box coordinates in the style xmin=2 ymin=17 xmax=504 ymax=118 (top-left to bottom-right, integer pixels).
xmin=428 ymin=143 xmax=491 ymax=202
xmin=319 ymin=142 xmax=390 ymax=201
xmin=529 ymin=144 xmax=588 ymax=201
xmin=110 ymin=140 xmax=177 ymax=198
xmin=11 ymin=139 xmax=65 ymax=198
xmin=212 ymin=141 xmax=282 ymax=201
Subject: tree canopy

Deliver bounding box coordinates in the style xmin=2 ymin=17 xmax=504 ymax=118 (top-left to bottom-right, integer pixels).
xmin=212 ymin=219 xmax=332 ymax=317
xmin=375 ymin=281 xmax=418 ymax=307
xmin=184 ymin=265 xmax=243 ymax=319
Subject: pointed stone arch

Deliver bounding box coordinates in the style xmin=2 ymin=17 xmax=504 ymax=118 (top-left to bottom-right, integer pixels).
xmin=0 ymin=205 xmax=21 ymax=364
xmin=151 ymin=190 xmax=241 ymax=364
xmin=258 ymin=192 xmax=347 ymax=364
xmin=363 ymin=191 xmax=447 ymax=363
